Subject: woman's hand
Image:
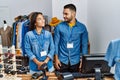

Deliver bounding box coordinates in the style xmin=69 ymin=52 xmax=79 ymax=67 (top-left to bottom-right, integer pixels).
xmin=33 ymin=58 xmax=45 ymax=70
xmin=37 ymin=61 xmax=45 ymax=70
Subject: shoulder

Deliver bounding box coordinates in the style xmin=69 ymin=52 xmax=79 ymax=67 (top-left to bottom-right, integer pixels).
xmin=108 ymin=39 xmax=120 ymax=49
xmin=44 ymin=29 xmax=51 ymax=34
xmin=8 ymin=26 xmax=13 ymax=30
xmin=0 ymin=27 xmax=2 ymax=30
xmin=8 ymin=26 xmax=12 ymax=28
xmin=76 ymin=20 xmax=86 ymax=28
xmin=25 ymin=31 xmax=33 ymax=36
xmin=111 ymin=38 xmax=120 ymax=44
xmin=57 ymin=21 xmax=66 ymax=27
xmin=76 ymin=20 xmax=88 ymax=31
xmin=44 ymin=30 xmax=52 ymax=37
xmin=55 ymin=21 xmax=67 ymax=30
xmin=58 ymin=21 xmax=66 ymax=25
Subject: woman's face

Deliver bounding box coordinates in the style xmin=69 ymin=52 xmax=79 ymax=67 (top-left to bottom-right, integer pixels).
xmin=35 ymin=14 xmax=45 ymax=28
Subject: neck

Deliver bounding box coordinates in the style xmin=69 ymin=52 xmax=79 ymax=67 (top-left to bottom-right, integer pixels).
xmin=36 ymin=27 xmax=42 ymax=34
xmin=69 ymin=18 xmax=76 ymax=24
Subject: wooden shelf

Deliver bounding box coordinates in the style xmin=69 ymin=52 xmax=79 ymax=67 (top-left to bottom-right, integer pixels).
xmin=17 ymin=72 xmax=114 ymax=80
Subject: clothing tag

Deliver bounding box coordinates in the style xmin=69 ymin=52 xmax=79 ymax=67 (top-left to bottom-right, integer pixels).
xmin=67 ymin=43 xmax=73 ymax=48
xmin=40 ymin=51 xmax=47 ymax=57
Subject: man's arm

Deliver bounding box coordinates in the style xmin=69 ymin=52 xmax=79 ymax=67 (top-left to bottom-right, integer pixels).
xmin=54 ymin=54 xmax=61 ymax=70
xmin=47 ymin=33 xmax=55 ymax=60
xmin=82 ymin=25 xmax=89 ymax=55
xmin=54 ymin=25 xmax=61 ymax=70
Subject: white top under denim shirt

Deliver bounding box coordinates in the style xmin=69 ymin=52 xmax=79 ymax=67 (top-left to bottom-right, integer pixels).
xmin=105 ymin=39 xmax=120 ymax=80
xmin=24 ymin=29 xmax=54 ymax=72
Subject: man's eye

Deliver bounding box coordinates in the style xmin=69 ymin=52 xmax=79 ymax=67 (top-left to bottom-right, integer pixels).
xmin=64 ymin=13 xmax=68 ymax=15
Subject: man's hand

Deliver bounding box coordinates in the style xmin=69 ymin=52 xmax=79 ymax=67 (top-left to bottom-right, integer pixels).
xmin=79 ymin=59 xmax=82 ymax=72
xmin=55 ymin=55 xmax=61 ymax=70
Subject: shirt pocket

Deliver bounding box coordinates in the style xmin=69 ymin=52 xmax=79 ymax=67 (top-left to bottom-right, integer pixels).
xmin=31 ymin=39 xmax=39 ymax=53
xmin=72 ymin=32 xmax=82 ymax=40
xmin=59 ymin=29 xmax=69 ymax=40
xmin=44 ymin=41 xmax=49 ymax=51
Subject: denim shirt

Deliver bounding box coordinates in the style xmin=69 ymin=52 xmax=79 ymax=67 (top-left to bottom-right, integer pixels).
xmin=105 ymin=39 xmax=120 ymax=80
xmin=21 ymin=20 xmax=29 ymax=56
xmin=12 ymin=21 xmax=18 ymax=47
xmin=12 ymin=20 xmax=29 ymax=56
xmin=24 ymin=29 xmax=54 ymax=72
xmin=54 ymin=20 xmax=88 ymax=65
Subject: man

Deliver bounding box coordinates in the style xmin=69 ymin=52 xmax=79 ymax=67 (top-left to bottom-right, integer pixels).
xmin=54 ymin=4 xmax=89 ymax=72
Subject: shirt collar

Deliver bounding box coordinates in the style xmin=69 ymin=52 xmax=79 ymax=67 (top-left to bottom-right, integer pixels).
xmin=33 ymin=28 xmax=45 ymax=35
xmin=64 ymin=19 xmax=79 ymax=27
xmin=75 ymin=19 xmax=79 ymax=26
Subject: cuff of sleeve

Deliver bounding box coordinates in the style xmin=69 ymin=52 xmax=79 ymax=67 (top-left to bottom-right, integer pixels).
xmin=47 ymin=54 xmax=53 ymax=60
xmin=104 ymin=57 xmax=108 ymax=61
xmin=30 ymin=55 xmax=36 ymax=60
xmin=82 ymin=53 xmax=88 ymax=55
xmin=55 ymin=50 xmax=58 ymax=55
xmin=54 ymin=52 xmax=58 ymax=55
xmin=48 ymin=66 xmax=54 ymax=72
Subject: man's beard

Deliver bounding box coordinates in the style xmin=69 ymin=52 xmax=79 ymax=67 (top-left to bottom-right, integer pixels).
xmin=64 ymin=17 xmax=72 ymax=23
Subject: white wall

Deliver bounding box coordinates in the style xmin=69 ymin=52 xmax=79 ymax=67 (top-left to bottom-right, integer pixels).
xmin=1 ymin=0 xmax=120 ymax=53
xmin=52 ymin=0 xmax=71 ymax=20
xmin=0 ymin=0 xmax=52 ymax=27
xmin=52 ymin=0 xmax=120 ymax=54
xmin=88 ymin=0 xmax=120 ymax=53
xmin=52 ymin=0 xmax=88 ymax=25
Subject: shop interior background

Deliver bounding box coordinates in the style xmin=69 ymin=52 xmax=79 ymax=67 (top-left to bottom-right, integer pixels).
xmin=0 ymin=0 xmax=120 ymax=56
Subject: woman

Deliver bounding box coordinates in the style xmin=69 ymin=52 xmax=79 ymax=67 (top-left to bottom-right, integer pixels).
xmin=24 ymin=12 xmax=54 ymax=74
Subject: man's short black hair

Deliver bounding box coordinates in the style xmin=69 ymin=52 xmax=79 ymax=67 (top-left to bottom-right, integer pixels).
xmin=64 ymin=4 xmax=76 ymax=12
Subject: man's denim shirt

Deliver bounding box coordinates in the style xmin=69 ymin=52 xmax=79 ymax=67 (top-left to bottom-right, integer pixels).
xmin=24 ymin=29 xmax=54 ymax=72
xmin=54 ymin=20 xmax=88 ymax=65
xmin=105 ymin=39 xmax=120 ymax=80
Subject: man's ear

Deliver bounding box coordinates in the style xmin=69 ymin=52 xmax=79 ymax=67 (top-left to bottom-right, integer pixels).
xmin=71 ymin=11 xmax=76 ymax=17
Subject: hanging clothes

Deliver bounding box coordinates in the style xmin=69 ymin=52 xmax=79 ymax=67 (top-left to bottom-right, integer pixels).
xmin=105 ymin=39 xmax=120 ymax=80
xmin=12 ymin=21 xmax=18 ymax=48
xmin=21 ymin=20 xmax=30 ymax=55
xmin=0 ymin=26 xmax=13 ymax=47
xmin=12 ymin=19 xmax=30 ymax=56
xmin=12 ymin=15 xmax=48 ymax=56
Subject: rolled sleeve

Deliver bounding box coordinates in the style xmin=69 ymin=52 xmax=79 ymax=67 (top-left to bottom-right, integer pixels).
xmin=24 ymin=33 xmax=36 ymax=60
xmin=47 ymin=34 xmax=55 ymax=60
xmin=30 ymin=55 xmax=36 ymax=60
xmin=54 ymin=26 xmax=60 ymax=54
xmin=82 ymin=25 xmax=88 ymax=55
xmin=47 ymin=54 xmax=53 ymax=60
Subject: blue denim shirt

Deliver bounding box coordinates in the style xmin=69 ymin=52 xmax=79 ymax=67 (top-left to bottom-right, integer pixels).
xmin=21 ymin=20 xmax=29 ymax=56
xmin=105 ymin=39 xmax=120 ymax=80
xmin=12 ymin=21 xmax=18 ymax=47
xmin=24 ymin=29 xmax=54 ymax=72
xmin=54 ymin=20 xmax=88 ymax=65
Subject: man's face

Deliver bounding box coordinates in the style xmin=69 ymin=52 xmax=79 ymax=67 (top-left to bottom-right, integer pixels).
xmin=63 ymin=8 xmax=75 ymax=23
